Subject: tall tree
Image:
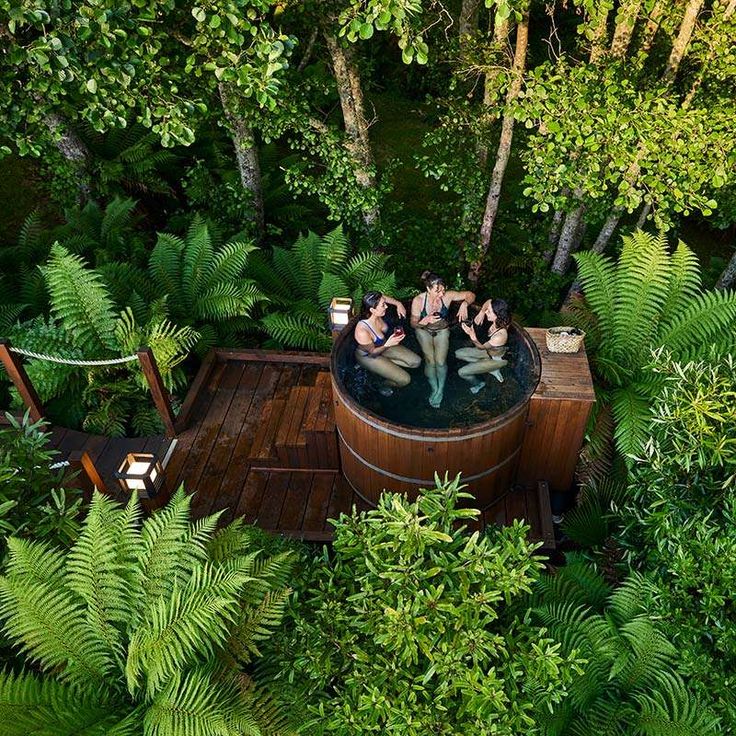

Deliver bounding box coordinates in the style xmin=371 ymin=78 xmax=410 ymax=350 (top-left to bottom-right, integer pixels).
xmin=468 ymin=1 xmax=530 ymax=286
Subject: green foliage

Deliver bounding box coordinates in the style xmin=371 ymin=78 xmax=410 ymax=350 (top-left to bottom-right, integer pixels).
xmin=571 ymin=231 xmax=736 ymax=460
xmin=0 ymin=412 xmax=82 ymax=552
xmin=614 ymin=350 xmax=736 ymax=726
xmin=0 ymin=489 xmax=295 ymax=735
xmin=247 ymin=225 xmax=402 ymax=351
xmin=10 ymin=245 xmax=198 ymax=436
xmin=268 ymin=475 xmax=582 ymax=734
xmin=148 ymin=218 xmax=266 ymax=353
xmin=527 ymin=557 xmax=720 ymax=735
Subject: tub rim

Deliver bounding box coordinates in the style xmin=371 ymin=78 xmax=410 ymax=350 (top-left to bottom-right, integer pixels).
xmin=330 ymin=315 xmax=541 ymax=441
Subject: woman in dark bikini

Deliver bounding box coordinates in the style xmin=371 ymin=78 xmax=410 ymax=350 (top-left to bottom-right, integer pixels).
xmin=456 ymin=298 xmax=511 ymax=392
xmin=354 ymin=291 xmax=421 ymax=395
xmin=410 ymin=271 xmax=475 ymax=408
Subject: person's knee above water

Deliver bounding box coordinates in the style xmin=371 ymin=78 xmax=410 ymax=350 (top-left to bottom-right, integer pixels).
xmin=410 ymin=270 xmax=475 ymax=408
xmin=354 ymin=290 xmax=421 ymax=395
xmin=457 ymin=297 xmax=511 ymax=393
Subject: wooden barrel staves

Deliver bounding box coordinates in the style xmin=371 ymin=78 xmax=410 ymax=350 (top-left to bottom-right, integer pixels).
xmin=330 ymin=320 xmax=541 ymax=509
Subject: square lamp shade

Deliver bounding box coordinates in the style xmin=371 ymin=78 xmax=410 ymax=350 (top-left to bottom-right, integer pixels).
xmin=328 ymin=297 xmax=354 ymax=331
xmin=115 ymin=452 xmax=163 ymax=498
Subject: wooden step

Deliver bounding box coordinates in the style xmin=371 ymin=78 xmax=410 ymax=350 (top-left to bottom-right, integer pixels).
xmin=304 ymin=387 xmax=338 ymax=469
xmin=314 ymin=370 xmax=332 ymax=389
xmin=275 ymin=386 xmax=311 ymax=466
xmin=249 ymin=399 xmax=285 ymax=462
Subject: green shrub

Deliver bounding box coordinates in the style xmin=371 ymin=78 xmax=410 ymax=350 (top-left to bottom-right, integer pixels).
xmin=268 ymin=476 xmax=581 ymax=735
xmin=0 ymin=412 xmax=82 ymax=552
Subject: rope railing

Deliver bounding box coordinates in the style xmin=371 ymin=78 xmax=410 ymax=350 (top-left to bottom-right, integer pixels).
xmin=8 ymin=346 xmax=139 ymax=367
xmin=0 ymin=340 xmax=179 ymax=437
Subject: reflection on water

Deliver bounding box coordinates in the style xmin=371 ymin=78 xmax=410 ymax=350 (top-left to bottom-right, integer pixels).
xmin=337 ymin=324 xmax=538 ymax=429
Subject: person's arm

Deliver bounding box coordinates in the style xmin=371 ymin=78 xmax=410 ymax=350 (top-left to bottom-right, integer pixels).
xmin=474 ymin=299 xmax=491 ymax=325
xmin=446 ymin=290 xmax=475 ymax=321
xmin=382 ymin=295 xmax=407 ymax=319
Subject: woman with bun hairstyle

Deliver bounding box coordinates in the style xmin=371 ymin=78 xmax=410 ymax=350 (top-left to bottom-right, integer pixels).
xmin=456 ymin=298 xmax=511 ymax=392
xmin=410 ymin=271 xmax=475 ymax=408
xmin=354 ymin=291 xmax=421 ymax=396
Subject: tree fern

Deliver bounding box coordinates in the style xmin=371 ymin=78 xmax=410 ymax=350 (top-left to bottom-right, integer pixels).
xmin=248 ymin=226 xmax=401 ymax=351
xmin=528 ymin=562 xmax=721 ymax=735
xmin=0 ymin=490 xmax=296 ymax=735
xmin=573 ymin=231 xmax=736 ymax=461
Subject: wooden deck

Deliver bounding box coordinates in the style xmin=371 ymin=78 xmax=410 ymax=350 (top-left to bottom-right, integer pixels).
xmin=41 ymin=330 xmax=596 ymax=547
xmin=156 ymin=348 xmax=553 ymax=545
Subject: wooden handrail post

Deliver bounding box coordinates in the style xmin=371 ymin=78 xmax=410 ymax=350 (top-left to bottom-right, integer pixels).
xmin=137 ymin=347 xmax=177 ymax=438
xmin=0 ymin=339 xmax=44 ymax=422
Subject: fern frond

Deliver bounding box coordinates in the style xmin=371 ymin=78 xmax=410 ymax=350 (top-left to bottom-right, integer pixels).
xmin=0 ymin=669 xmax=124 ymax=736
xmin=611 ymin=231 xmax=671 ymax=368
xmin=573 ymin=251 xmax=617 ymax=346
xmin=149 ymin=233 xmax=185 ymax=314
xmin=203 ymin=240 xmax=257 ymax=290
xmin=66 ymin=493 xmax=134 ymax=665
xmin=659 ymin=240 xmax=702 ymax=321
xmin=0 ymin=574 xmax=113 ymax=686
xmin=656 ymin=289 xmax=736 ymax=358
xmin=261 ymin=312 xmax=331 ymax=352
xmin=317 ymin=272 xmax=350 ymax=310
xmin=126 ymin=562 xmax=249 ymax=698
xmin=318 ymin=225 xmax=350 ymax=272
xmin=610 ymin=385 xmax=652 ymax=461
xmin=4 ymin=536 xmax=66 ymax=588
xmin=41 ymin=244 xmax=118 ymax=354
xmin=100 ymin=197 xmax=138 ymax=250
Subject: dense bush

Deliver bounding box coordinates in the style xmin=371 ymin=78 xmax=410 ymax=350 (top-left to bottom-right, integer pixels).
xmin=268 ymin=476 xmax=581 ymax=735
xmin=0 ymin=412 xmax=81 ymax=553
xmin=617 ymin=351 xmax=736 ymax=725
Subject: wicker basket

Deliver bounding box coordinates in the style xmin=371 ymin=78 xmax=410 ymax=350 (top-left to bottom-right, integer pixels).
xmin=546 ymin=326 xmax=585 ymax=353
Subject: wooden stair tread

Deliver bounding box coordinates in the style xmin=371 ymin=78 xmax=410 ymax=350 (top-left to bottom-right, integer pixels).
xmin=250 ymin=399 xmax=285 ymax=461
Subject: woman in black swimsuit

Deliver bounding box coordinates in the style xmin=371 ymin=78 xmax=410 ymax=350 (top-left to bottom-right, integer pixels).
xmin=410 ymin=271 xmax=475 ymax=408
xmin=354 ymin=291 xmax=421 ymax=396
xmin=456 ymin=298 xmax=510 ymax=392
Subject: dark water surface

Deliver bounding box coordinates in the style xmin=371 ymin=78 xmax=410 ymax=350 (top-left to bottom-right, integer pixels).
xmin=335 ymin=324 xmax=539 ymax=429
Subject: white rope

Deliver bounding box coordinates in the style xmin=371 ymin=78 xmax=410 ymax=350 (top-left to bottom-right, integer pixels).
xmin=8 ymin=346 xmax=139 ymax=366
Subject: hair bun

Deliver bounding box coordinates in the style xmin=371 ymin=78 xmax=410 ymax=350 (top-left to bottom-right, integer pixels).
xmin=420 ymin=269 xmax=431 ymax=280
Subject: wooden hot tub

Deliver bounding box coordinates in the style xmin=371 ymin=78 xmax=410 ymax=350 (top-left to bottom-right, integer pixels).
xmin=330 ymin=320 xmax=541 ymax=508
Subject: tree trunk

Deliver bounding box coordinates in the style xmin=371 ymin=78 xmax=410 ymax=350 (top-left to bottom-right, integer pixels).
xmin=297 ymin=28 xmax=319 ymax=72
xmin=42 ymin=112 xmax=91 ymax=202
xmin=635 ymin=202 xmax=652 ymax=229
xmin=610 ymin=0 xmax=642 ymax=58
xmin=546 ymin=209 xmax=565 ymax=259
xmin=716 ymin=247 xmax=736 ymax=290
xmin=662 ymin=0 xmax=704 ymax=84
xmin=588 ymin=6 xmax=611 ymax=63
xmin=477 ymin=15 xmax=511 ymax=168
xmin=459 ymin=0 xmax=482 ymax=41
xmin=592 ymin=205 xmax=625 ymax=254
xmin=682 ymin=0 xmax=736 ymax=107
xmin=218 ymin=83 xmax=264 ymax=238
xmin=325 ymin=35 xmax=379 ymax=228
xmin=637 ymin=0 xmax=665 ymax=58
xmin=551 ymin=204 xmax=586 ymax=274
xmin=468 ymin=10 xmax=529 ymax=286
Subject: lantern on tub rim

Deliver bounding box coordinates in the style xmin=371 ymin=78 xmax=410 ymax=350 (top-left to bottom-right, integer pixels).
xmin=115 ymin=452 xmax=164 ymax=498
xmin=328 ymin=297 xmax=354 ymax=334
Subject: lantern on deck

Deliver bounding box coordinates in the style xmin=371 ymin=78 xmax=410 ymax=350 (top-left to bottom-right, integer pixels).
xmin=328 ymin=297 xmax=354 ymax=333
xmin=115 ymin=452 xmax=163 ymax=498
